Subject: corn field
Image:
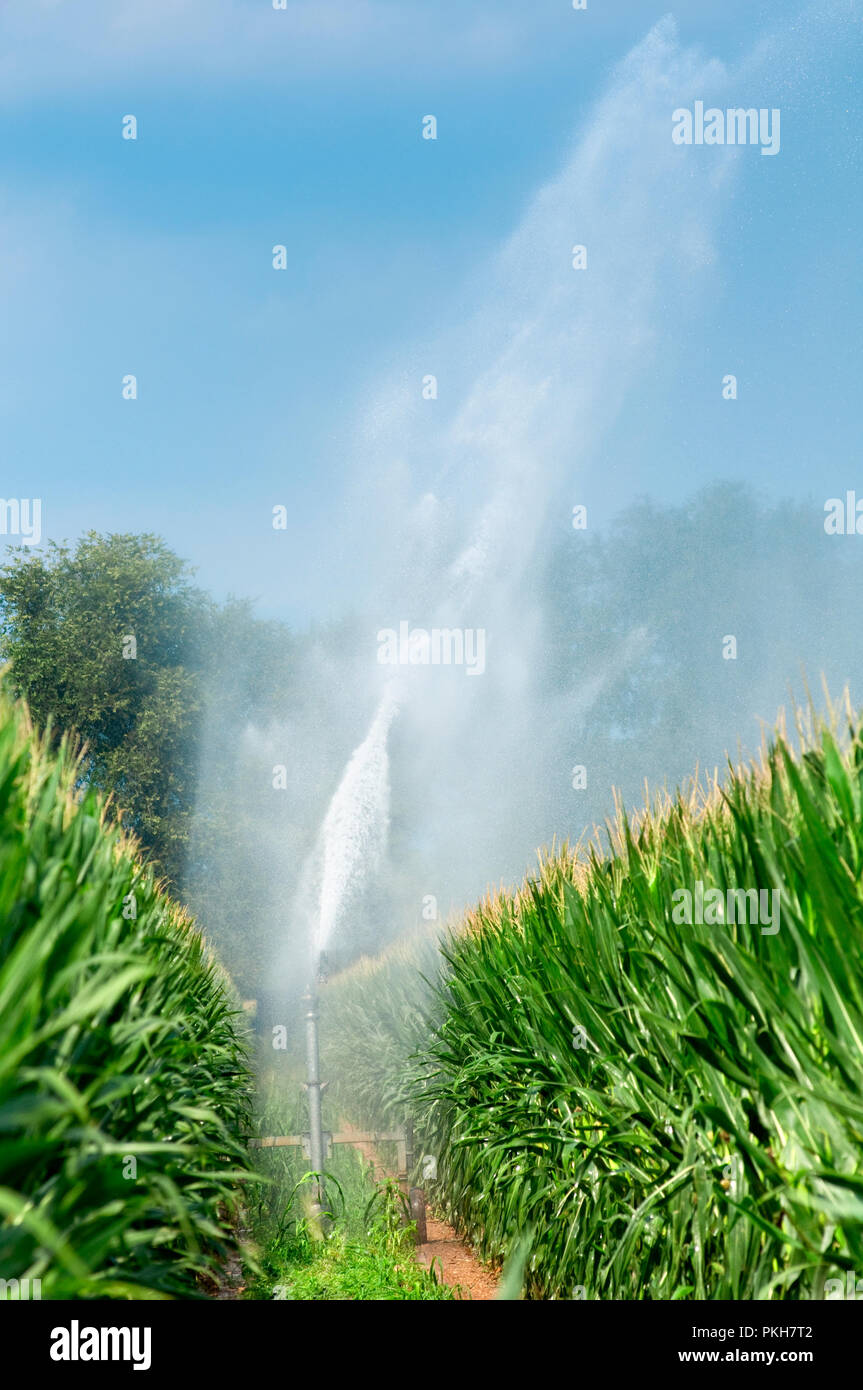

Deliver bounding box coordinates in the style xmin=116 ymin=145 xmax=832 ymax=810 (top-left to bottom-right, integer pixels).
xmin=323 ymin=700 xmax=863 ymax=1299
xmin=0 ymin=692 xmax=256 ymax=1298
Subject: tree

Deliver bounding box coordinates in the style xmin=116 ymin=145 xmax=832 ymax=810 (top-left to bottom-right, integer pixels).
xmin=0 ymin=533 xmax=211 ymax=885
xmin=537 ymin=481 xmax=863 ymax=833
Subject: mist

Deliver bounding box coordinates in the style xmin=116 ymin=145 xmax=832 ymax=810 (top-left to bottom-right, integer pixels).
xmin=184 ymin=12 xmax=863 ymax=1007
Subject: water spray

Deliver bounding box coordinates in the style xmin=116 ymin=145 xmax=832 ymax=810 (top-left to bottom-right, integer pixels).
xmin=293 ymin=688 xmax=399 ymax=1231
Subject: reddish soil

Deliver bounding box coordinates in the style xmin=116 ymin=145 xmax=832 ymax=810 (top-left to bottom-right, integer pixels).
xmin=416 ymin=1214 xmax=500 ymax=1301
xmin=338 ymin=1122 xmax=387 ymax=1179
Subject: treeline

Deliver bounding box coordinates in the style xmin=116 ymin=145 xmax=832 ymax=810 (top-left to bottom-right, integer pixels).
xmin=0 ymin=533 xmax=296 ymax=889
xmin=3 ymin=483 xmax=863 ymax=998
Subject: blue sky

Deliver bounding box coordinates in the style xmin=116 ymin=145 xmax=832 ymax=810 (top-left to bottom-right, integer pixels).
xmin=0 ymin=0 xmax=859 ymax=624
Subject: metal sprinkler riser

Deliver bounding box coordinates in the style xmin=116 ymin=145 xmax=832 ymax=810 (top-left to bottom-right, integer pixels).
xmin=302 ymin=978 xmax=327 ymax=1221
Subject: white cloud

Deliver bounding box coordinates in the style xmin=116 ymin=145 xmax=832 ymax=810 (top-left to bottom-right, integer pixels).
xmin=0 ymin=0 xmax=535 ymax=100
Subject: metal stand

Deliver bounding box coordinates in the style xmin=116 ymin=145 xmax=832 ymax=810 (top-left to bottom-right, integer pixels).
xmin=302 ymin=981 xmax=327 ymax=1224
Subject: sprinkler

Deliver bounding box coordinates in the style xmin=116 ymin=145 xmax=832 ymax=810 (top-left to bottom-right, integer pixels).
xmin=302 ymin=968 xmax=328 ymax=1226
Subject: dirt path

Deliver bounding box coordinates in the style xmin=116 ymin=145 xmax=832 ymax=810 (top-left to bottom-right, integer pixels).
xmin=415 ymin=1213 xmax=500 ymax=1301
xmin=213 ymin=1242 xmax=246 ymax=1300
xmin=207 ymin=1205 xmax=250 ymax=1300
xmin=338 ymin=1120 xmax=500 ymax=1301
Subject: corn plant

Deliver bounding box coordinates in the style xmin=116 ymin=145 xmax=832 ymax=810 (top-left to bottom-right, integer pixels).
xmin=0 ymin=690 xmax=256 ymax=1298
xmin=323 ymin=697 xmax=863 ymax=1299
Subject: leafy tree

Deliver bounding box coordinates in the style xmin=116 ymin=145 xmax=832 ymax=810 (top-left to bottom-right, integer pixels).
xmin=538 ymin=481 xmax=863 ymax=830
xmin=0 ymin=532 xmax=211 ymax=884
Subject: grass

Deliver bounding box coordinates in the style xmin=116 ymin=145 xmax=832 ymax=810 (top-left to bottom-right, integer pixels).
xmin=256 ymin=1172 xmax=454 ymax=1301
xmin=248 ymin=1074 xmax=453 ymax=1300
xmin=0 ymin=688 xmax=256 ymax=1298
xmin=321 ymin=695 xmax=863 ymax=1299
